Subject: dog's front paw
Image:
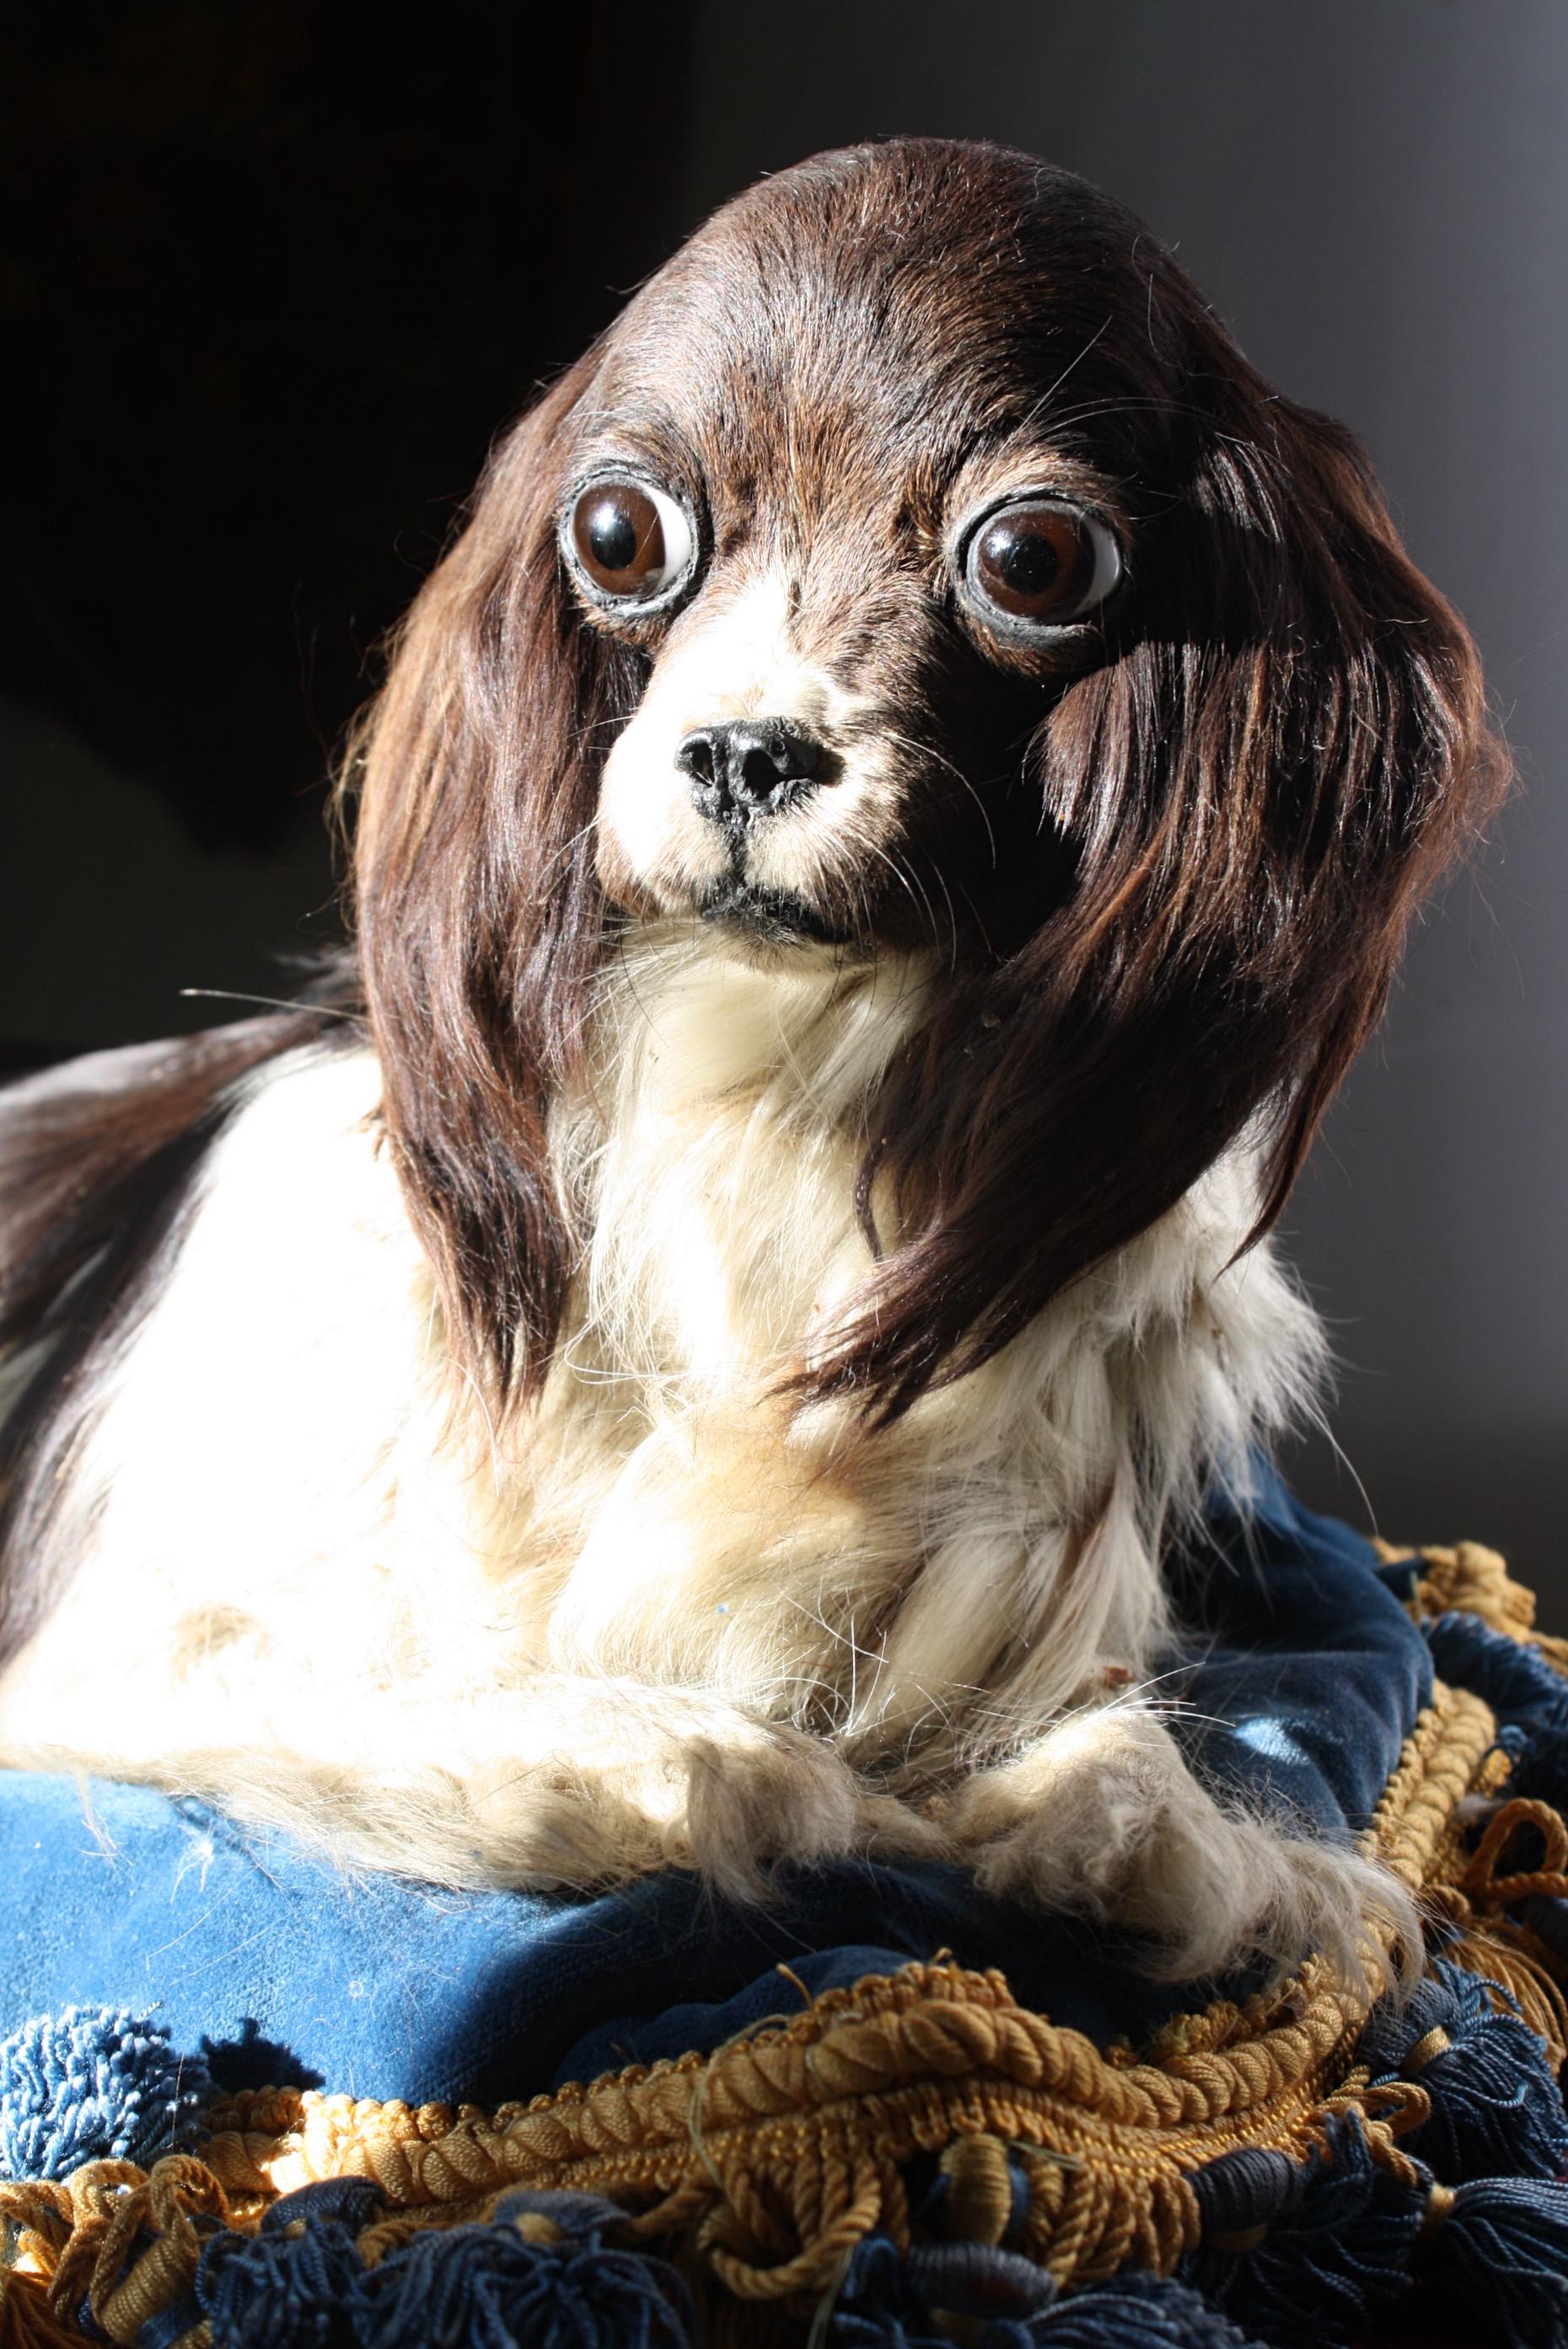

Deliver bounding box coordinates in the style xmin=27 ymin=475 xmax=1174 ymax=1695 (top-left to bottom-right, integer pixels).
xmin=460 ymin=1680 xmax=864 ymax=1900
xmin=670 ymin=1722 xmax=862 ymax=1897
xmin=941 ymin=1707 xmax=1415 ymax=1986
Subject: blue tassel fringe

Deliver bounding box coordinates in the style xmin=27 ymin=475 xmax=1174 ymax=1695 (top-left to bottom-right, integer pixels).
xmin=1425 ymin=1612 xmax=1568 ymax=1806
xmin=0 ymin=2002 xmax=210 ymax=2180
xmin=828 ymin=2233 xmax=1272 ymax=2345
xmin=1184 ymin=2115 xmax=1421 ymax=2347
xmin=1356 ymin=1956 xmax=1568 ymax=2181
xmin=195 ymin=2178 xmax=698 ymax=2347
xmin=1420 ymin=2174 xmax=1568 ymax=2349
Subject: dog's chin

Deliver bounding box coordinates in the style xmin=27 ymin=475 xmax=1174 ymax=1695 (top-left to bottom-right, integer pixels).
xmin=695 ymin=879 xmax=862 ymax=958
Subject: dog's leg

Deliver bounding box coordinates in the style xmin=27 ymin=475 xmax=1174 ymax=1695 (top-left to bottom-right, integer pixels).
xmin=0 ymin=1658 xmax=898 ymax=1899
xmin=437 ymin=1674 xmax=880 ymax=1896
xmin=936 ymin=1703 xmax=1417 ymax=1986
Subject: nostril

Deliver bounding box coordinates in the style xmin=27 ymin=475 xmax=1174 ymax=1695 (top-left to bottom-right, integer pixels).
xmin=732 ymin=722 xmax=824 ymax=804
xmin=768 ymin=727 xmax=821 ymax=781
xmin=675 ymin=730 xmax=717 ymax=787
xmin=739 ymin=741 xmax=789 ymax=801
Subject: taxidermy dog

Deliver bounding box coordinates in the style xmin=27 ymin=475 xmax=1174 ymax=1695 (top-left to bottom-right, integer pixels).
xmin=0 ymin=139 xmax=1506 ymax=1986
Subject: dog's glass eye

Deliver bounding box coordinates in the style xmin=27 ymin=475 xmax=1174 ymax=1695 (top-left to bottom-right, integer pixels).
xmin=962 ymin=498 xmax=1121 ymax=631
xmin=565 ymin=477 xmax=695 ymax=606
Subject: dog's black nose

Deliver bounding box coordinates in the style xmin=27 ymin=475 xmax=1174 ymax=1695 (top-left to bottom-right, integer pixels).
xmin=677 ymin=719 xmax=825 ymax=824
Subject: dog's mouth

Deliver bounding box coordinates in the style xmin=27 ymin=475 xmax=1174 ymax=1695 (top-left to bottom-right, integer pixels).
xmin=697 ymin=879 xmax=856 ymax=950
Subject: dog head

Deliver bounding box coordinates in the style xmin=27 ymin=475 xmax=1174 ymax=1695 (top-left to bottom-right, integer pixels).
xmin=346 ymin=137 xmax=1506 ymax=1421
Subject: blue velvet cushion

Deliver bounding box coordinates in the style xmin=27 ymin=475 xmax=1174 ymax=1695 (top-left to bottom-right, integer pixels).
xmin=0 ymin=1464 xmax=1427 ymax=2105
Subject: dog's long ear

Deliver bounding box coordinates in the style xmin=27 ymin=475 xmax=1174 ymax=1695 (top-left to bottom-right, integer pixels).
xmin=344 ymin=354 xmax=632 ymax=1409
xmin=816 ymin=312 xmax=1511 ymax=1423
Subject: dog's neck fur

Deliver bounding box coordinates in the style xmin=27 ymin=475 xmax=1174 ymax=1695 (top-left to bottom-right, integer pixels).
xmin=0 ymin=925 xmax=1324 ymax=1792
xmin=543 ymin=924 xmax=1324 ymax=1759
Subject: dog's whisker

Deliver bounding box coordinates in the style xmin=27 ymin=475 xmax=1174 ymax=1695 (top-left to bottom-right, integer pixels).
xmin=1024 ymin=313 xmax=1113 ymax=422
xmin=876 ymin=728 xmax=1000 ymax=873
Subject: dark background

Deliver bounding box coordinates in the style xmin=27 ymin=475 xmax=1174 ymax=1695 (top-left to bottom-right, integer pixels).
xmin=3 ymin=2 xmax=1564 ymax=1600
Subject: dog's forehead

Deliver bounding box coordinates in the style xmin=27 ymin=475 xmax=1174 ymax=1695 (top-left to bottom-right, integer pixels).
xmin=580 ymin=145 xmax=1162 ymax=506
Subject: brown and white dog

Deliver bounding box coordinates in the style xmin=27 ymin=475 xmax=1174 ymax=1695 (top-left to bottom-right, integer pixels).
xmin=0 ymin=140 xmax=1506 ymax=1984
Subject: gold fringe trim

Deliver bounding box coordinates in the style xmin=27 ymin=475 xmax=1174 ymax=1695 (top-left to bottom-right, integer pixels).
xmin=1378 ymin=1535 xmax=1568 ymax=1674
xmin=3 ymin=1559 xmax=1566 ymax=2342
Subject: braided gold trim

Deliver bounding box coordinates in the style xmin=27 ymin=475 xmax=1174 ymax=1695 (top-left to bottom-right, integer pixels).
xmin=1378 ymin=1535 xmax=1568 ymax=1674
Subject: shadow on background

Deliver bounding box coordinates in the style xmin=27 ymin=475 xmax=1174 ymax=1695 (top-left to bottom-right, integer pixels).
xmin=1 ymin=1 xmax=698 ymax=1054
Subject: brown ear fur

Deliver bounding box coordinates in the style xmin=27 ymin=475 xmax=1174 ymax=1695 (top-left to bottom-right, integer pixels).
xmin=342 ymin=355 xmax=640 ymax=1406
xmin=812 ymin=292 xmax=1510 ymax=1419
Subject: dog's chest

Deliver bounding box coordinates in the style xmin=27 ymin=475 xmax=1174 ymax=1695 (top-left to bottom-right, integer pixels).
xmin=493 ymin=947 xmax=956 ymax=1685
